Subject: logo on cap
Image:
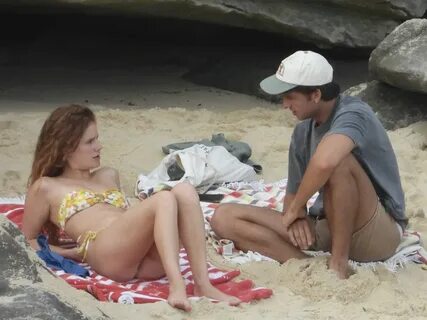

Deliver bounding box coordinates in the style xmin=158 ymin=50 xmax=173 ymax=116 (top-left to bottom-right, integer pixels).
xmin=276 ymin=62 xmax=285 ymax=78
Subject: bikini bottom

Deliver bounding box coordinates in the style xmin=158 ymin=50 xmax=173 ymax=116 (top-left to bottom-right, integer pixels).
xmin=77 ymin=230 xmax=98 ymax=262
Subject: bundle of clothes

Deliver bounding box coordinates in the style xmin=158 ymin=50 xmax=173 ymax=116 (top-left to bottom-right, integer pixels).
xmin=136 ymin=133 xmax=262 ymax=198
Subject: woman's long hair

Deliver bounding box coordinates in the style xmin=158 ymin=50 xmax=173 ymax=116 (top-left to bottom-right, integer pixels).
xmin=29 ymin=104 xmax=96 ymax=244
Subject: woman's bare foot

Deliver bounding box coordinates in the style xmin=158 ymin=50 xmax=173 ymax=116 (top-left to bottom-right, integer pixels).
xmin=194 ymin=283 xmax=241 ymax=306
xmin=168 ymin=285 xmax=192 ymax=312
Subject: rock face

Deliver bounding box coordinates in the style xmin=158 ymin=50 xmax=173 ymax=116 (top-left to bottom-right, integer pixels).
xmin=1 ymin=0 xmax=426 ymax=48
xmin=369 ymin=19 xmax=427 ymax=94
xmin=345 ymin=81 xmax=427 ymax=130
xmin=0 ymin=283 xmax=93 ymax=320
xmin=0 ymin=215 xmax=40 ymax=282
xmin=323 ymin=0 xmax=427 ymax=18
xmin=0 ymin=216 xmax=107 ymax=320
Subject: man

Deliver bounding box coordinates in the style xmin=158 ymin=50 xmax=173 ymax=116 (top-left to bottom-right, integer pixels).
xmin=210 ymin=50 xmax=407 ymax=279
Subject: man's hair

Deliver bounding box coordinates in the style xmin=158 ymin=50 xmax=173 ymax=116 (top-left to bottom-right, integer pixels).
xmin=289 ymin=82 xmax=340 ymax=101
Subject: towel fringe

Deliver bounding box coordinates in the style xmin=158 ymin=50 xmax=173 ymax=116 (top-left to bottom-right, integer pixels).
xmin=0 ymin=196 xmax=25 ymax=204
xmin=221 ymin=179 xmax=288 ymax=192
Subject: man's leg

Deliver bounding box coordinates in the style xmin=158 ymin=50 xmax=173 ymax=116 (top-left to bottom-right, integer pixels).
xmin=323 ymin=154 xmax=378 ymax=278
xmin=211 ymin=204 xmax=306 ymax=262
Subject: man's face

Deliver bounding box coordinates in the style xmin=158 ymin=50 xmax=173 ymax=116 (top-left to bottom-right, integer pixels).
xmin=281 ymin=90 xmax=319 ymax=120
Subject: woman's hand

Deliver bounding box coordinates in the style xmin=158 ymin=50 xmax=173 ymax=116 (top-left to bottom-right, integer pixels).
xmin=63 ymin=247 xmax=83 ymax=262
xmin=52 ymin=245 xmax=82 ymax=262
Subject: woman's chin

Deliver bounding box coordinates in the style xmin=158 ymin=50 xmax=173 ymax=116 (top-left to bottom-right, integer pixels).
xmin=89 ymin=160 xmax=101 ymax=170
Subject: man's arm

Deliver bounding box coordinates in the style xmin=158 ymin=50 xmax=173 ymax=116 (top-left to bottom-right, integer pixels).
xmin=282 ymin=192 xmax=295 ymax=214
xmin=283 ymin=133 xmax=355 ymax=227
xmin=282 ymin=192 xmax=314 ymax=249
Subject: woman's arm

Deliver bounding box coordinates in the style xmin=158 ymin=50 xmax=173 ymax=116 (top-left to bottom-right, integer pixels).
xmin=23 ymin=178 xmax=81 ymax=261
xmin=23 ymin=177 xmax=51 ymax=250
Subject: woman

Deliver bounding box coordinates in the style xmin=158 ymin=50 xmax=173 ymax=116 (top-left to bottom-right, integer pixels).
xmin=23 ymin=104 xmax=240 ymax=311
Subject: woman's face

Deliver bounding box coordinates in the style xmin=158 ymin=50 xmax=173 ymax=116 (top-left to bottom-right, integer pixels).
xmin=66 ymin=122 xmax=102 ymax=170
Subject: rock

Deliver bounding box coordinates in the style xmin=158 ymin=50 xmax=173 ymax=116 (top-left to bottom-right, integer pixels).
xmin=0 ymin=285 xmax=96 ymax=320
xmin=0 ymin=215 xmax=40 ymax=282
xmin=324 ymin=0 xmax=427 ymax=19
xmin=344 ymin=80 xmax=427 ymax=130
xmin=1 ymin=0 xmax=427 ymax=48
xmin=369 ymin=19 xmax=427 ymax=94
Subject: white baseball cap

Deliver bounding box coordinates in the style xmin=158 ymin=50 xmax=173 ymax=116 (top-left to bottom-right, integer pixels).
xmin=260 ymin=50 xmax=333 ymax=95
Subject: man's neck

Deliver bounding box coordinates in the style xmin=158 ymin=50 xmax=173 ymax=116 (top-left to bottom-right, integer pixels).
xmin=313 ymin=98 xmax=337 ymax=125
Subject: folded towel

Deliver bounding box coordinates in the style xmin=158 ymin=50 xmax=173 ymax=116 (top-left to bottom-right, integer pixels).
xmin=36 ymin=234 xmax=89 ymax=277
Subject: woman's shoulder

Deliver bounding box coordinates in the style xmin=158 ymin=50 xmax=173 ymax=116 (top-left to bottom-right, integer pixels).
xmin=92 ymin=167 xmax=120 ymax=186
xmin=29 ymin=176 xmax=55 ymax=193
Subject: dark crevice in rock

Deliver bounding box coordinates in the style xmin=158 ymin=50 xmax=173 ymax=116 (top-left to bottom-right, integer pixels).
xmin=1 ymin=9 xmax=423 ymax=129
xmin=220 ymin=2 xmax=245 ymax=13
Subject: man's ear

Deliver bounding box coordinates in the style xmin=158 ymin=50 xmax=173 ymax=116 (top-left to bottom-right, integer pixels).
xmin=312 ymin=89 xmax=322 ymax=103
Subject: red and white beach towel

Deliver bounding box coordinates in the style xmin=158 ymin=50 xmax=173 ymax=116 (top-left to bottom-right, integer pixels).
xmin=0 ymin=201 xmax=272 ymax=304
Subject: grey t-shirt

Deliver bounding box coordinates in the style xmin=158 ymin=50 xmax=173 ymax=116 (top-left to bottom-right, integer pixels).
xmin=287 ymin=95 xmax=407 ymax=228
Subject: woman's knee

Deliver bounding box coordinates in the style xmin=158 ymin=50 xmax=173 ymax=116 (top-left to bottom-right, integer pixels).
xmin=172 ymin=182 xmax=198 ymax=199
xmin=149 ymin=191 xmax=178 ymax=215
xmin=156 ymin=190 xmax=177 ymax=203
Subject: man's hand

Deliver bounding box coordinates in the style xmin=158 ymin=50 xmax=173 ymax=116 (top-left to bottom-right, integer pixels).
xmin=282 ymin=204 xmax=314 ymax=250
xmin=282 ymin=204 xmax=306 ymax=230
xmin=287 ymin=217 xmax=314 ymax=250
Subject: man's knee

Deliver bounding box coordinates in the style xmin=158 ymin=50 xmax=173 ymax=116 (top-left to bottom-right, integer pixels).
xmin=326 ymin=154 xmax=358 ymax=186
xmin=210 ymin=204 xmax=235 ymax=238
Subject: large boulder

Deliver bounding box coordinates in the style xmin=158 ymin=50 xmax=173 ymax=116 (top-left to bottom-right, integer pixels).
xmin=0 ymin=216 xmax=108 ymax=319
xmin=0 ymin=215 xmax=40 ymax=282
xmin=1 ymin=0 xmax=426 ymax=48
xmin=369 ymin=19 xmax=427 ymax=94
xmin=344 ymin=80 xmax=427 ymax=129
xmin=0 ymin=282 xmax=94 ymax=320
xmin=323 ymin=0 xmax=427 ymax=19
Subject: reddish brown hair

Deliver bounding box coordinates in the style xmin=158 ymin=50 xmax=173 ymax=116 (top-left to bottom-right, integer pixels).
xmin=29 ymin=104 xmax=96 ymax=243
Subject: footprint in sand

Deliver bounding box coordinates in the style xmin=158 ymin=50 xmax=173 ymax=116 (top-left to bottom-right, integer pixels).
xmin=0 ymin=120 xmax=19 ymax=147
xmin=2 ymin=170 xmax=21 ymax=188
xmin=0 ymin=120 xmax=13 ymax=130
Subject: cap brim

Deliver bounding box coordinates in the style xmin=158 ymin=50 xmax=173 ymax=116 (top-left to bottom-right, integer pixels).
xmin=260 ymin=75 xmax=297 ymax=95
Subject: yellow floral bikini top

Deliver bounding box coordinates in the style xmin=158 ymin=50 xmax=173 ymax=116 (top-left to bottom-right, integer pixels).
xmin=57 ymin=189 xmax=128 ymax=229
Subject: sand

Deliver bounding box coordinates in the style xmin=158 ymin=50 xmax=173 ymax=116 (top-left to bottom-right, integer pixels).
xmin=1 ymin=74 xmax=427 ymax=319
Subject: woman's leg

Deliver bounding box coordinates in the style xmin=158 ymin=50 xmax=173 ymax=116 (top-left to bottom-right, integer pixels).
xmin=86 ymin=191 xmax=191 ymax=311
xmin=171 ymin=183 xmax=241 ymax=305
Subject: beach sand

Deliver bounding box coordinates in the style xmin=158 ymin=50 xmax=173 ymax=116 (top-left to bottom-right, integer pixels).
xmin=1 ymin=72 xmax=427 ymax=319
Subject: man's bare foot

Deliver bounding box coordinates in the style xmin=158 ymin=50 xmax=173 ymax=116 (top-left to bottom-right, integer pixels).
xmin=194 ymin=283 xmax=241 ymax=306
xmin=328 ymin=258 xmax=352 ymax=279
xmin=168 ymin=285 xmax=192 ymax=312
